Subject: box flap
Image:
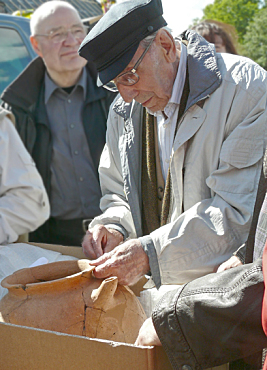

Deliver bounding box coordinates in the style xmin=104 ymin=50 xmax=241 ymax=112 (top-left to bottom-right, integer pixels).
xmin=0 ymin=322 xmax=165 ymax=370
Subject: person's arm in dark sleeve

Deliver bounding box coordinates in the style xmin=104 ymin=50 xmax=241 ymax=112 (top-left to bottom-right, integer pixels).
xmin=152 ymin=259 xmax=267 ymax=370
xmin=233 ymin=243 xmax=246 ymax=264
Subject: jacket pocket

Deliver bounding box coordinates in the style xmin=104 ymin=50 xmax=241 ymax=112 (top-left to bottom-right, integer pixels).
xmin=220 ymin=138 xmax=264 ymax=169
xmin=206 ymin=138 xmax=264 ymax=194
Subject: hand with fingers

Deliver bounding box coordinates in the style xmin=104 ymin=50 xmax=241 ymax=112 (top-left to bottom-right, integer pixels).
xmin=216 ymin=255 xmax=242 ymax=273
xmin=89 ymin=238 xmax=150 ymax=286
xmin=82 ymin=224 xmax=124 ymax=259
xmin=135 ymin=317 xmax=162 ymax=346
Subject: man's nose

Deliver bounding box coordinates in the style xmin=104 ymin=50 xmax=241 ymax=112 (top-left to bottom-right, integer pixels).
xmin=118 ymin=85 xmax=138 ymax=103
xmin=64 ymin=30 xmax=78 ymax=45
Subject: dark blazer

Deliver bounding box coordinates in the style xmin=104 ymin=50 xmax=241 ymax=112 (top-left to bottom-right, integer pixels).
xmin=1 ymin=56 xmax=115 ymax=196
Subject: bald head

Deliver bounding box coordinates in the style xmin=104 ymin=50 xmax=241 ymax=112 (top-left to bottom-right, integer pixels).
xmin=30 ymin=1 xmax=80 ymax=35
xmin=29 ymin=0 xmax=87 ymax=87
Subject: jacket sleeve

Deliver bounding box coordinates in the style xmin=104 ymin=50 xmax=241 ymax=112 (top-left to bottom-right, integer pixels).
xmin=152 ymin=259 xmax=267 ymax=370
xmin=233 ymin=243 xmax=246 ymax=264
xmin=89 ymin=101 xmax=137 ymax=238
xmin=1 ymin=101 xmax=36 ymax=155
xmin=0 ymin=112 xmax=50 ymax=244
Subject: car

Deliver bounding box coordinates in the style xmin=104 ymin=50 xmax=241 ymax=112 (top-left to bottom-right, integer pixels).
xmin=0 ymin=13 xmax=36 ymax=97
xmin=0 ymin=11 xmax=102 ymax=98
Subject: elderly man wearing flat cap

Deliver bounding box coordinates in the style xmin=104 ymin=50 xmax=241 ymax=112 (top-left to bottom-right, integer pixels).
xmin=79 ymin=0 xmax=267 ymax=289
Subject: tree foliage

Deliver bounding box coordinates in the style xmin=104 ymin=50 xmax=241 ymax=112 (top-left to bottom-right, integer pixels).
xmin=243 ymin=7 xmax=267 ymax=69
xmin=202 ymin=0 xmax=260 ymax=41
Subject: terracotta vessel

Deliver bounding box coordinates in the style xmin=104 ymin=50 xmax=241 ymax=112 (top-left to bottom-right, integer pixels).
xmin=0 ymin=259 xmax=146 ymax=343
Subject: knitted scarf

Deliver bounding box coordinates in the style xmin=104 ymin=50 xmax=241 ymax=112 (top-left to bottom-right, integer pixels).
xmin=141 ymin=67 xmax=189 ymax=235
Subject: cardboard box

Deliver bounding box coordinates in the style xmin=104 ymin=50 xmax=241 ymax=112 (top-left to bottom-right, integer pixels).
xmin=0 ymin=243 xmax=172 ymax=370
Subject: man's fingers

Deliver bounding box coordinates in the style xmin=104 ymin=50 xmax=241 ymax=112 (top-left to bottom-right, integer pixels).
xmin=92 ymin=261 xmax=114 ymax=279
xmin=82 ymin=232 xmax=100 ymax=260
xmin=135 ymin=318 xmax=162 ymax=347
xmin=90 ymin=251 xmax=125 ymax=280
xmin=102 ymin=241 xmax=118 ymax=254
xmin=216 ymin=256 xmax=242 ymax=273
xmin=82 ymin=226 xmax=108 ymax=259
xmin=102 ymin=229 xmax=124 ymax=254
xmin=82 ymin=226 xmax=123 ymax=260
xmin=88 ymin=239 xmax=150 ymax=285
xmin=90 ymin=226 xmax=110 ymax=258
xmin=81 ymin=233 xmax=96 ymax=259
xmin=89 ymin=251 xmax=112 ymax=266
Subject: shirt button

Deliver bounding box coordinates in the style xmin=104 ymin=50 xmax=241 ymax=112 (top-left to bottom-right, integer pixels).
xmin=157 ymin=186 xmax=164 ymax=201
xmin=42 ymin=201 xmax=46 ymax=207
xmin=70 ymin=124 xmax=75 ymax=129
xmin=163 ymin=123 xmax=168 ymax=128
xmin=80 ymin=177 xmax=84 ymax=182
xmin=74 ymin=150 xmax=79 ymax=155
xmin=68 ymin=99 xmax=71 ymax=103
xmin=165 ymin=158 xmax=170 ymax=163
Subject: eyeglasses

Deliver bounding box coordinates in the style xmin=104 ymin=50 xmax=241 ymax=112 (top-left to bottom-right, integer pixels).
xmin=103 ymin=37 xmax=155 ymax=93
xmin=35 ymin=25 xmax=87 ymax=44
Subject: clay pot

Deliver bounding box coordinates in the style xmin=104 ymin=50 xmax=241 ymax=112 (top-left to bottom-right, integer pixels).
xmin=0 ymin=259 xmax=146 ymax=344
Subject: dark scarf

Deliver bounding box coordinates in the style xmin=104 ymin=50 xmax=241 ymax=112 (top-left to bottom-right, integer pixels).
xmin=141 ymin=66 xmax=190 ymax=235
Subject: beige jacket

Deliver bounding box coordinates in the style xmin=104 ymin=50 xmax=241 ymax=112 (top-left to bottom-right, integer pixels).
xmin=0 ymin=107 xmax=49 ymax=244
xmin=91 ymin=31 xmax=267 ymax=286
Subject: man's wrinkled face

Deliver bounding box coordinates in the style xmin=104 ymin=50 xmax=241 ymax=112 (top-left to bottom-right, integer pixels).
xmin=33 ymin=7 xmax=87 ymax=76
xmin=116 ymin=35 xmax=175 ymax=113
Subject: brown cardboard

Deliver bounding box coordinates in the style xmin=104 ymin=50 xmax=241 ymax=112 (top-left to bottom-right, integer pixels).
xmin=0 ymin=242 xmax=172 ymax=370
xmin=29 ymin=242 xmax=87 ymax=259
xmin=0 ymin=322 xmax=162 ymax=370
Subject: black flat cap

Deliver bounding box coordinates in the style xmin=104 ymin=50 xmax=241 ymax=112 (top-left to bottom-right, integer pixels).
xmin=78 ymin=0 xmax=167 ymax=86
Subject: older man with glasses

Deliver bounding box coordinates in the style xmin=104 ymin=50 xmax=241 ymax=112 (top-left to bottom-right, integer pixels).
xmin=79 ymin=0 xmax=267 ymax=291
xmin=1 ymin=0 xmax=115 ymax=247
xmin=104 ymin=36 xmax=156 ymax=92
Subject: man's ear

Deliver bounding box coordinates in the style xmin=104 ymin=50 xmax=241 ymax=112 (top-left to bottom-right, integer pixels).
xmin=156 ymin=29 xmax=177 ymax=63
xmin=30 ymin=36 xmax=43 ymax=57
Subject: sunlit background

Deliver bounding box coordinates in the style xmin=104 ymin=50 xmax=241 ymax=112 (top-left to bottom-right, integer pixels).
xmin=161 ymin=0 xmax=213 ymax=35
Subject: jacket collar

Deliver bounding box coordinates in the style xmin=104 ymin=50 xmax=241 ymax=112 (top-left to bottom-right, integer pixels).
xmin=180 ymin=30 xmax=222 ymax=111
xmin=113 ymin=98 xmax=134 ymax=120
xmin=1 ymin=56 xmax=45 ymax=111
xmin=113 ymin=30 xmax=222 ymax=119
xmin=1 ymin=56 xmax=107 ymax=110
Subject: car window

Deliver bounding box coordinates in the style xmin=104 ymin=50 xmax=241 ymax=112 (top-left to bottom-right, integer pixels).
xmin=0 ymin=26 xmax=32 ymax=94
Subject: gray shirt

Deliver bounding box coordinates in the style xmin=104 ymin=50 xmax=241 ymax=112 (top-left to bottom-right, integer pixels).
xmin=45 ymin=68 xmax=102 ymax=220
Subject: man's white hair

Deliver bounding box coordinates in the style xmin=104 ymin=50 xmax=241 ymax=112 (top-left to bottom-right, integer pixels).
xmin=30 ymin=1 xmax=80 ymax=35
xmin=140 ymin=26 xmax=178 ymax=48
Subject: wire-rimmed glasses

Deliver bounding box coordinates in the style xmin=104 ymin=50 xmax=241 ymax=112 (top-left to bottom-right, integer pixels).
xmin=35 ymin=25 xmax=87 ymax=44
xmin=103 ymin=36 xmax=155 ymax=92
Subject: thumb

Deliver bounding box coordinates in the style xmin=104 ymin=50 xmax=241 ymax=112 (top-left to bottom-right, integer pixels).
xmin=89 ymin=251 xmax=112 ymax=266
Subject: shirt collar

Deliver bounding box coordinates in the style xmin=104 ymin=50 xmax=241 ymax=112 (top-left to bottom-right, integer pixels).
xmin=169 ymin=41 xmax=187 ymax=105
xmin=44 ymin=67 xmax=87 ymax=104
xmin=147 ymin=41 xmax=187 ymax=118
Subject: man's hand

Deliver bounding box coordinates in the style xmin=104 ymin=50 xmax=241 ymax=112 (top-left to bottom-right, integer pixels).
xmin=216 ymin=255 xmax=242 ymax=273
xmin=82 ymin=225 xmax=123 ymax=259
xmin=89 ymin=238 xmax=150 ymax=286
xmin=135 ymin=318 xmax=162 ymax=346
